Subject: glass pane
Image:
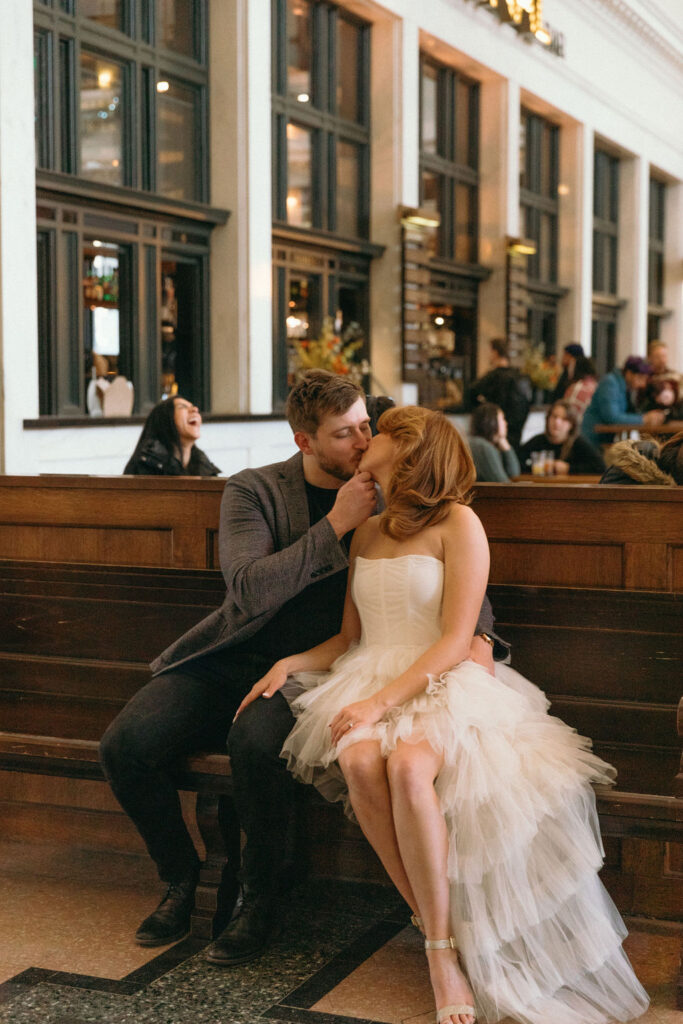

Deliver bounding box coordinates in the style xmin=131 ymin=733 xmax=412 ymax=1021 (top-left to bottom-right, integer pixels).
xmin=539 ymin=211 xmax=554 ymax=281
xmin=81 ymin=0 xmax=125 ymax=32
xmin=336 ymin=139 xmax=359 ymax=237
xmin=158 ymin=0 xmax=195 ymax=58
xmin=286 ymin=273 xmax=321 ymax=386
xmin=519 ymin=115 xmax=527 ymax=190
xmin=454 ymin=183 xmax=475 ymax=263
xmin=421 ymin=169 xmax=440 ymax=256
xmin=287 ymin=0 xmax=312 ymax=103
xmin=80 ymin=52 xmax=124 ymax=185
xmin=157 ymin=78 xmax=197 ymax=200
xmin=540 ymin=124 xmax=553 ymax=197
xmin=83 ymin=240 xmax=129 ymax=415
xmin=34 ymin=32 xmax=49 ymax=169
xmin=455 ymin=78 xmax=471 ymax=167
xmin=421 ymin=62 xmax=438 ymax=155
xmin=286 ymin=122 xmax=312 ymax=227
xmin=336 ymin=17 xmax=359 ymax=121
xmin=160 ymin=257 xmax=200 ymax=403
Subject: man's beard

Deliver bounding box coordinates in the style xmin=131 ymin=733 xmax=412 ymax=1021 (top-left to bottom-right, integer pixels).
xmin=316 ymin=452 xmax=359 ymax=482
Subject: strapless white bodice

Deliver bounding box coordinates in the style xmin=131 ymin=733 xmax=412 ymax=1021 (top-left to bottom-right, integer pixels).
xmin=352 ymin=554 xmax=443 ymax=649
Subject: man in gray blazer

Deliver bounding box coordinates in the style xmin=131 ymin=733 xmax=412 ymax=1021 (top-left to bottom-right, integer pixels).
xmin=100 ymin=371 xmax=501 ymax=964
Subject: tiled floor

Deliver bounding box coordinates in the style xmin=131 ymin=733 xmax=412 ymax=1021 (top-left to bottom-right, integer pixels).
xmin=0 ymin=839 xmax=680 ymax=1024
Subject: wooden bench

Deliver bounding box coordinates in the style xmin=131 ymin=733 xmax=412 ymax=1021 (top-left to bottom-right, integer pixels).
xmin=0 ymin=558 xmax=233 ymax=939
xmin=0 ymin=477 xmax=681 ymax=930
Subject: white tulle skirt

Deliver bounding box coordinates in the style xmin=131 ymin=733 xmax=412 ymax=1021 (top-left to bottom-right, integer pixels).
xmin=281 ymin=644 xmax=650 ymax=1024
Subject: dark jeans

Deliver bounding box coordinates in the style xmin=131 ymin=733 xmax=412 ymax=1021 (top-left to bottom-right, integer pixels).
xmin=99 ymin=650 xmax=297 ymax=893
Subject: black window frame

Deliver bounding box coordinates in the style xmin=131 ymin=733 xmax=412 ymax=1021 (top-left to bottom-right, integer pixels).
xmin=33 ymin=1 xmax=225 ymax=421
xmin=33 ymin=0 xmax=209 ymax=203
xmin=593 ymin=148 xmax=619 ymax=297
xmin=519 ymin=108 xmax=562 ymax=357
xmin=271 ymin=0 xmax=371 ymax=240
xmin=419 ymin=54 xmax=479 ymax=266
xmin=36 ymin=190 xmax=217 ymax=418
xmin=647 ymin=176 xmax=668 ymax=342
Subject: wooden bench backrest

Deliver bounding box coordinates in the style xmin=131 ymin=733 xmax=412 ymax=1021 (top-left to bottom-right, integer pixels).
xmin=0 ymin=477 xmax=680 ymax=795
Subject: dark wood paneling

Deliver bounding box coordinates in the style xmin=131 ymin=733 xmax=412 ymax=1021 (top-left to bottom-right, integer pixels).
xmin=489 ymin=541 xmax=623 ymax=587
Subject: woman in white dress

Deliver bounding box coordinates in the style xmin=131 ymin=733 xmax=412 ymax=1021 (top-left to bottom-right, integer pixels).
xmin=234 ymin=406 xmax=649 ymax=1024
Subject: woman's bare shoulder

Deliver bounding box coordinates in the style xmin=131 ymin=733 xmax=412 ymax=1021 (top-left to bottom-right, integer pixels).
xmin=440 ymin=502 xmax=488 ymax=551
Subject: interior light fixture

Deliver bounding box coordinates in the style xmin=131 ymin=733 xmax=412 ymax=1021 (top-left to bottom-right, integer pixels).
xmin=507 ymin=237 xmax=537 ymax=256
xmin=156 ymin=80 xmax=170 ymax=92
xmin=98 ymin=70 xmax=112 ymax=89
xmin=297 ymin=92 xmax=310 ymax=103
xmin=400 ymin=206 xmax=441 ymax=229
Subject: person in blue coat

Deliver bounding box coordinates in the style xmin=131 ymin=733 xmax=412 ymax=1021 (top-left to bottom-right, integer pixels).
xmin=581 ymin=355 xmax=665 ymax=449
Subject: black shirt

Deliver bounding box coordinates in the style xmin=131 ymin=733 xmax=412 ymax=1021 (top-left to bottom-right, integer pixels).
xmin=233 ymin=481 xmax=352 ymax=661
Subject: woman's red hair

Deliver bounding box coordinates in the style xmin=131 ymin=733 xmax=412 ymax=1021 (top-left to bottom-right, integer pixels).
xmin=376 ymin=406 xmax=475 ymax=540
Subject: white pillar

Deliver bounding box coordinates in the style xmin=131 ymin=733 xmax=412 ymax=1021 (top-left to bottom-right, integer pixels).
xmin=478 ymin=76 xmax=520 ymax=370
xmin=661 ymin=180 xmax=683 ymax=368
xmin=0 ymin=1 xmax=39 ymax=473
xmin=210 ymin=0 xmax=272 ymax=414
xmin=367 ymin=10 xmax=411 ymax=402
xmin=618 ymin=152 xmax=649 ymax=359
xmin=558 ymin=120 xmax=593 ymax=352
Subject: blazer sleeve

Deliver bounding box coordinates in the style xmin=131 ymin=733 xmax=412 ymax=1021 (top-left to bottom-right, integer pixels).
xmin=218 ymin=473 xmax=348 ymax=620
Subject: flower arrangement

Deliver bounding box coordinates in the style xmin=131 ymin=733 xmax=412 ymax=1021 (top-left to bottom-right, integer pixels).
xmin=290 ymin=316 xmax=370 ymax=385
xmin=521 ymin=341 xmax=560 ymax=392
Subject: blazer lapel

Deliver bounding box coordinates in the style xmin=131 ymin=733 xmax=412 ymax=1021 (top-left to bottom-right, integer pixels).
xmin=278 ymin=452 xmax=310 ymax=542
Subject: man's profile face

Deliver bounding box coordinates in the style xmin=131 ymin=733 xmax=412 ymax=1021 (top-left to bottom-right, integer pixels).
xmin=299 ymin=396 xmax=371 ymax=482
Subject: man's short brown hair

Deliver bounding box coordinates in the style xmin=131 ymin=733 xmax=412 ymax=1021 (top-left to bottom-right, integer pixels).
xmin=286 ymin=369 xmax=364 ymax=434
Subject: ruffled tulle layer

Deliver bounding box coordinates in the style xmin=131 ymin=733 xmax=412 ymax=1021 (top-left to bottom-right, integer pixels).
xmin=281 ymin=647 xmax=649 ymax=1024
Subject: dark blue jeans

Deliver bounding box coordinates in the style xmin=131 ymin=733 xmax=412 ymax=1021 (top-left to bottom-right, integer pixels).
xmin=100 ymin=650 xmax=298 ymax=893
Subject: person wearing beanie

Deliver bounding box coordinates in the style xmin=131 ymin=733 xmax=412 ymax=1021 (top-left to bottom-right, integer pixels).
xmin=549 ymin=343 xmax=584 ymax=403
xmin=581 ymin=355 xmax=666 ymax=449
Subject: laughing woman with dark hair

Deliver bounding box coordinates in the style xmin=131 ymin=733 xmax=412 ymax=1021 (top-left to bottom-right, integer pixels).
xmin=124 ymin=396 xmax=220 ymax=476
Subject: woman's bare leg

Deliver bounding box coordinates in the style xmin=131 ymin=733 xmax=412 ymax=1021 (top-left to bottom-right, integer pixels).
xmin=338 ymin=740 xmax=417 ymax=913
xmin=387 ymin=739 xmax=475 ymax=1024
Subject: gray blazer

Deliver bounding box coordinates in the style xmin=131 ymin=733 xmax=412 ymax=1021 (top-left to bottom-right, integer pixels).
xmin=151 ymin=451 xmax=499 ymax=676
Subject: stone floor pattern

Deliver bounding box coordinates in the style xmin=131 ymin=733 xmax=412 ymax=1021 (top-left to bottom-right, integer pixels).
xmin=0 ymin=840 xmax=680 ymax=1024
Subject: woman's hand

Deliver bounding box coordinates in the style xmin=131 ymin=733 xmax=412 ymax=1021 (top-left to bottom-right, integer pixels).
xmin=234 ymin=661 xmax=289 ymax=720
xmin=329 ymin=696 xmax=384 ymax=747
xmin=553 ymin=459 xmax=570 ymax=475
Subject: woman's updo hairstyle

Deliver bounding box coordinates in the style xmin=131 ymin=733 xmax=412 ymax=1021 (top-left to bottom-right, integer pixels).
xmin=376 ymin=405 xmax=475 ymax=540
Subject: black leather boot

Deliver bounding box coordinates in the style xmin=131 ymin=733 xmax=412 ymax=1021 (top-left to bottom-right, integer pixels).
xmin=205 ymin=888 xmax=278 ymax=965
xmin=135 ymin=866 xmax=199 ymax=947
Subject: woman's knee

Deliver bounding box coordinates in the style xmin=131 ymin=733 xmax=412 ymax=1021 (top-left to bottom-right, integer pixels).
xmin=339 ymin=742 xmax=385 ymax=790
xmin=386 ymin=745 xmax=438 ymax=803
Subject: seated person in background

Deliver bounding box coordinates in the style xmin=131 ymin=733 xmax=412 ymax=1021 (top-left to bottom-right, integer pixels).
xmin=467 ymin=403 xmax=521 ymax=482
xmin=647 ymin=340 xmax=674 ymax=376
xmin=549 ymin=342 xmax=584 ymax=403
xmin=600 ymin=430 xmax=683 ymax=486
xmin=640 ymin=374 xmax=683 ymax=421
xmin=467 ymin=338 xmax=532 ymax=452
xmin=124 ymin=396 xmax=221 ymax=476
xmin=563 ymin=355 xmax=598 ymax=421
xmin=519 ymin=400 xmax=605 ymax=476
xmin=581 ymin=355 xmax=666 ymax=449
